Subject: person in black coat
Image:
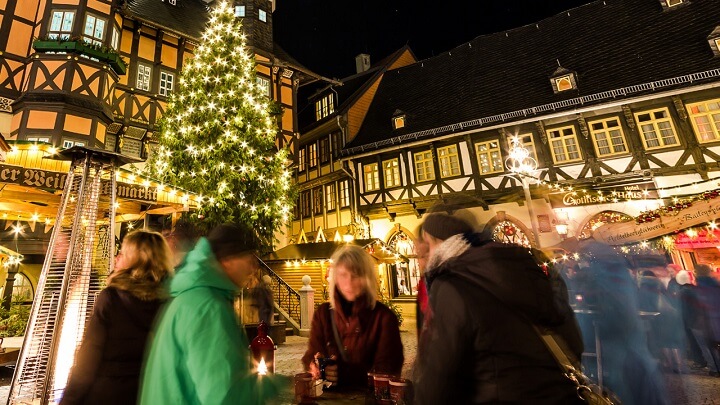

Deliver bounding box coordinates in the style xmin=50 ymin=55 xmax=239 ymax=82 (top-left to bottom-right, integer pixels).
xmin=414 ymin=213 xmax=584 ymax=404
xmin=62 ymin=230 xmax=173 ymax=405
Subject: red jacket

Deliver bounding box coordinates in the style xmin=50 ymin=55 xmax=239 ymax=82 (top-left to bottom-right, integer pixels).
xmin=302 ymin=294 xmax=404 ymax=388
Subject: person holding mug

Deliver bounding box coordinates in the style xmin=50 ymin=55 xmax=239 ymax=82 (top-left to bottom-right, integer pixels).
xmin=302 ymin=245 xmax=404 ymax=388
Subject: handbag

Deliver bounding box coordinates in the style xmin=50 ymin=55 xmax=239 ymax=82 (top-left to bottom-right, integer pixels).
xmin=532 ymin=325 xmax=621 ymax=405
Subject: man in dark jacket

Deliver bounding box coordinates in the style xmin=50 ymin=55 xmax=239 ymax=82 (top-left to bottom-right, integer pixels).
xmin=414 ymin=213 xmax=583 ymax=404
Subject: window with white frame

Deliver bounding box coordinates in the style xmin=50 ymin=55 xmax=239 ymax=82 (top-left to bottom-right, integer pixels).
xmin=26 ymin=136 xmax=51 ymax=143
xmin=111 ymin=26 xmax=120 ymax=50
xmin=49 ymin=10 xmax=74 ymax=39
xmin=309 ymin=143 xmax=318 ymax=167
xmin=259 ymin=9 xmax=267 ymax=22
xmin=315 ymin=95 xmax=334 ymax=121
xmin=666 ymin=0 xmax=683 ymax=6
xmin=339 ymin=180 xmax=350 ymax=207
xmin=83 ymin=14 xmax=106 ymax=46
xmin=159 ymin=71 xmax=174 ymax=97
xmin=136 ymin=64 xmax=152 ymax=91
xmin=298 ymin=148 xmax=306 ymax=172
xmin=475 ymin=140 xmax=504 ymax=174
xmin=548 ymin=126 xmax=582 ymax=163
xmin=234 ymin=5 xmax=246 ymax=17
xmin=589 ymin=117 xmax=628 ymax=157
xmin=414 ymin=150 xmax=435 ymax=182
xmin=437 ymin=145 xmax=461 ymax=177
xmin=364 ymin=163 xmax=380 ymax=192
xmin=62 ymin=139 xmax=85 ymax=149
xmin=634 ymin=108 xmax=679 ymax=150
xmin=383 ymin=158 xmax=401 ymax=188
xmin=687 ymin=99 xmax=720 ymax=143
xmin=256 ymin=76 xmax=271 ymax=97
xmin=325 ymin=183 xmax=336 ymax=211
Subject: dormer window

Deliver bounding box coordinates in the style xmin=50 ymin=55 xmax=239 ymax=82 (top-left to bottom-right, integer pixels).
xmin=259 ymin=9 xmax=267 ymax=22
xmin=708 ymin=26 xmax=720 ymax=57
xmin=315 ymin=94 xmax=334 ymax=121
xmin=392 ymin=109 xmax=406 ymax=130
xmin=659 ymin=0 xmax=687 ymax=10
xmin=234 ymin=5 xmax=245 ymax=17
xmin=549 ymin=65 xmax=578 ymax=94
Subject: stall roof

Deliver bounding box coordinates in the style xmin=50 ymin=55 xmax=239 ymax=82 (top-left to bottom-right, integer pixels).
xmin=264 ymin=239 xmax=407 ymax=263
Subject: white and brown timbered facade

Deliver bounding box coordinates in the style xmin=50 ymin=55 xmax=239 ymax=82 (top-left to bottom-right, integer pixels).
xmin=339 ymin=0 xmax=720 ymax=298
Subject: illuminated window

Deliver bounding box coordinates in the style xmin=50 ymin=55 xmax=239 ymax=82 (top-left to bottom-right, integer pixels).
xmin=159 ymin=71 xmax=174 ymax=97
xmin=634 ymin=108 xmax=679 ymax=150
xmin=4 ymin=273 xmax=34 ymax=302
xmin=313 ymin=187 xmax=323 ymax=215
xmin=339 ymin=180 xmax=351 ymax=207
xmin=49 ymin=11 xmax=75 ymax=39
xmin=666 ymin=0 xmax=683 ymax=6
xmin=492 ymin=220 xmax=531 ymax=247
xmin=234 ymin=5 xmax=246 ymax=17
xmin=589 ymin=118 xmax=628 ymax=157
xmin=309 ymin=143 xmax=318 ymax=167
xmin=83 ymin=14 xmax=106 ymax=46
xmin=298 ymin=148 xmax=306 ymax=172
xmin=259 ymin=9 xmax=267 ymax=22
xmin=26 ymin=136 xmax=51 ymax=143
xmin=555 ymin=76 xmax=573 ymax=91
xmin=364 ymin=163 xmax=380 ymax=192
xmin=437 ymin=145 xmax=461 ymax=177
xmin=414 ymin=151 xmax=435 ymax=182
xmin=509 ymin=133 xmax=537 ymax=163
xmin=256 ymin=76 xmax=271 ymax=97
xmin=387 ymin=231 xmax=420 ymax=298
xmin=315 ymin=95 xmax=334 ymax=120
xmin=111 ymin=26 xmax=120 ymax=50
xmin=383 ymin=159 xmax=401 ymax=188
xmin=62 ymin=139 xmax=85 ymax=149
xmin=475 ymin=140 xmax=503 ymax=174
xmin=579 ymin=211 xmax=632 ymax=240
xmin=687 ymin=99 xmax=720 ymax=143
xmin=136 ymin=64 xmax=152 ymax=92
xmin=393 ymin=116 xmax=406 ymax=129
xmin=325 ymin=183 xmax=336 ymax=211
xmin=548 ymin=126 xmax=582 ymax=163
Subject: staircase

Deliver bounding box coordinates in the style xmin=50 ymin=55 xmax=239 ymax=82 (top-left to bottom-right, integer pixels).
xmin=257 ymin=259 xmax=302 ymax=335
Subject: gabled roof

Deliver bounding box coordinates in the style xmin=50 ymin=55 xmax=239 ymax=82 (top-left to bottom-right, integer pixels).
xmin=298 ymin=46 xmax=415 ymax=132
xmin=344 ymin=0 xmax=720 ymax=155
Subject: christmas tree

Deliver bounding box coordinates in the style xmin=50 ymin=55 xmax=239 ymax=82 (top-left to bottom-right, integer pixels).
xmin=147 ymin=2 xmax=293 ymax=245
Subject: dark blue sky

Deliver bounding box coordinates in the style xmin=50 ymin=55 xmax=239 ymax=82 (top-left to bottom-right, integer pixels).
xmin=273 ymin=0 xmax=596 ymax=79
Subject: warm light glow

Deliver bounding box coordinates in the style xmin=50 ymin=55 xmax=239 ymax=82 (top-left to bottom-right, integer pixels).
xmin=343 ymin=233 xmax=355 ymax=243
xmin=555 ymin=223 xmax=569 ymax=236
xmin=257 ymin=357 xmax=268 ymax=375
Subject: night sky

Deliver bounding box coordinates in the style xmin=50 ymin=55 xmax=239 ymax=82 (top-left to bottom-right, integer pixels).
xmin=273 ymin=0 xmax=596 ymax=79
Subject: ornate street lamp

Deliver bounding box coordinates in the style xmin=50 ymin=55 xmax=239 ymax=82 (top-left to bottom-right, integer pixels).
xmin=505 ymin=137 xmax=542 ymax=248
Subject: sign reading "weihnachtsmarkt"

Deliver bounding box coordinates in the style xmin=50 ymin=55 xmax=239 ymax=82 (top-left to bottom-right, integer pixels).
xmin=549 ymin=181 xmax=659 ymax=208
xmin=593 ymin=197 xmax=720 ymax=245
xmin=0 ymin=163 xmax=157 ymax=203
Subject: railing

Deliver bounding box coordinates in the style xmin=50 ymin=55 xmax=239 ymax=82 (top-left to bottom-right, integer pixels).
xmin=257 ymin=259 xmax=301 ymax=331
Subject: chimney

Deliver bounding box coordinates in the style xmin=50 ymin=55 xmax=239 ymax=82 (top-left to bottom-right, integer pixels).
xmin=355 ymin=54 xmax=370 ymax=73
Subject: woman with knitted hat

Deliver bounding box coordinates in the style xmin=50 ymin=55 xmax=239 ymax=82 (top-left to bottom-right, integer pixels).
xmin=414 ymin=213 xmax=583 ymax=404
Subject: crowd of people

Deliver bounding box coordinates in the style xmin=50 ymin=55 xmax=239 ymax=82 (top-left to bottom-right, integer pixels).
xmin=58 ymin=213 xmax=720 ymax=404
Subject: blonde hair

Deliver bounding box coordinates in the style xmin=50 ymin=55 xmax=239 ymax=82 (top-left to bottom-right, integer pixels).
xmin=111 ymin=230 xmax=173 ymax=286
xmin=328 ymin=245 xmax=378 ymax=309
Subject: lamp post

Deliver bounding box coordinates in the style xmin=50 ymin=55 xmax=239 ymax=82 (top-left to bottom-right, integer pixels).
xmin=505 ymin=137 xmax=542 ymax=248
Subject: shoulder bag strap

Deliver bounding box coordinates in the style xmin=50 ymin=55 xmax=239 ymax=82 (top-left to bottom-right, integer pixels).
xmin=329 ymin=308 xmax=348 ymax=362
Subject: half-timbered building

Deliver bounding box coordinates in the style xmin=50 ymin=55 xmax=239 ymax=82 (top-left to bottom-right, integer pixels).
xmin=341 ymin=0 xmax=720 ymax=299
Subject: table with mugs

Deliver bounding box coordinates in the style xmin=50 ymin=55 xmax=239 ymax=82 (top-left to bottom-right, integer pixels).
xmin=294 ymin=371 xmax=413 ymax=404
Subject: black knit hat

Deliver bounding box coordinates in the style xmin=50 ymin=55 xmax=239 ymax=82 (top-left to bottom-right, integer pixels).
xmin=422 ymin=213 xmax=473 ymax=241
xmin=207 ymin=223 xmax=258 ymax=260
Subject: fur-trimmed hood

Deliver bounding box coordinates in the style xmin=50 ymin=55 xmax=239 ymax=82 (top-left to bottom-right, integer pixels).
xmin=107 ymin=271 xmax=168 ymax=301
xmin=425 ymin=234 xmax=563 ymax=326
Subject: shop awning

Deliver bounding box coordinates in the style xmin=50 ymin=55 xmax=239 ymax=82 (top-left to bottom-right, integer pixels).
xmin=264 ymin=239 xmax=407 ymax=264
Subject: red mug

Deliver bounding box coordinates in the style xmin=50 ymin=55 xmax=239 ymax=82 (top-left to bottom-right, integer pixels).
xmin=373 ymin=375 xmax=391 ymax=400
xmin=390 ymin=378 xmax=413 ymax=405
xmin=294 ymin=372 xmax=315 ymax=403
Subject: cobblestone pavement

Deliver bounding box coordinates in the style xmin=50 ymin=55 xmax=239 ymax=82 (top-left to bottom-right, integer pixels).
xmin=1 ymin=333 xmax=718 ymax=404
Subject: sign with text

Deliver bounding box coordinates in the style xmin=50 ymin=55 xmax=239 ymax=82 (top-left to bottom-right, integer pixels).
xmin=593 ymin=197 xmax=720 ymax=245
xmin=549 ymin=181 xmax=658 ymax=208
xmin=0 ymin=163 xmax=157 ymax=203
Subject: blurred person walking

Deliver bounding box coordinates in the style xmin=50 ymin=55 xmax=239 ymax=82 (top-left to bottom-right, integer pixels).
xmin=139 ymin=224 xmax=283 ymax=404
xmin=676 ymin=269 xmax=707 ymax=369
xmin=690 ymin=264 xmax=720 ymax=376
xmin=414 ymin=213 xmax=583 ymax=404
xmin=302 ymin=245 xmax=403 ymax=388
xmin=62 ymin=230 xmax=173 ymax=405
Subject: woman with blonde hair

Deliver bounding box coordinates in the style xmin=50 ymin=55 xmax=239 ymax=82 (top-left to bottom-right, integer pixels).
xmin=302 ymin=245 xmax=404 ymax=388
xmin=62 ymin=230 xmax=173 ymax=405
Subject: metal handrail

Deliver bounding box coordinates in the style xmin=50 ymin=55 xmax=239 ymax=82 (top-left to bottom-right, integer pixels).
xmin=257 ymin=259 xmax=301 ymax=330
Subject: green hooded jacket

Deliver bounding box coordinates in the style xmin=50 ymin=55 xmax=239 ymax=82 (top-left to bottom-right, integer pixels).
xmin=139 ymin=238 xmax=282 ymax=404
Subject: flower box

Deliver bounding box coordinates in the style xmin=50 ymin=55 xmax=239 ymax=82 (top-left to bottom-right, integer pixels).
xmin=32 ymin=39 xmax=127 ymax=75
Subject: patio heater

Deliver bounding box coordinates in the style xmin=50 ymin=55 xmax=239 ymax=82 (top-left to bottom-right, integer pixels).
xmin=7 ymin=147 xmax=137 ymax=405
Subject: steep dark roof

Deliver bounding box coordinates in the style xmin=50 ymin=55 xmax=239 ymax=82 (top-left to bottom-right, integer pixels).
xmin=123 ymin=0 xmax=210 ymax=39
xmin=298 ymin=46 xmax=414 ymax=132
xmin=344 ymin=0 xmax=720 ymax=155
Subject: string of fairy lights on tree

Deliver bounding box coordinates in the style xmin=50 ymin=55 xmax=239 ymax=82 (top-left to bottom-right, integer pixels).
xmin=145 ymin=2 xmax=295 ymax=243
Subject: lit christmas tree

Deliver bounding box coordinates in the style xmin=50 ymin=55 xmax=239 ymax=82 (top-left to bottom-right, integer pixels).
xmin=147 ymin=2 xmax=293 ymax=244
